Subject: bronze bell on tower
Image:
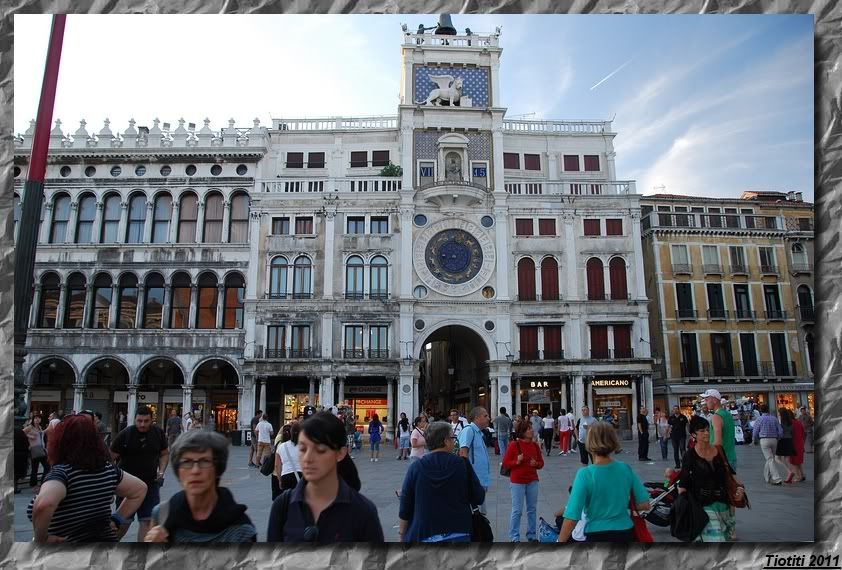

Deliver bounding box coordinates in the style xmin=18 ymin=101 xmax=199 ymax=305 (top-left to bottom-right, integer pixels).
xmin=435 ymin=14 xmax=457 ymax=35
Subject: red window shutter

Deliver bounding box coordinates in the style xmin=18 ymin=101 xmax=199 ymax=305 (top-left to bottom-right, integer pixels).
xmin=524 ymin=154 xmax=541 ymax=171
xmin=504 ymin=153 xmax=520 ymax=169
xmin=606 ymin=219 xmax=623 ymax=235
xmin=584 ymin=219 xmax=600 ymax=236
xmin=563 ymin=155 xmax=580 ymax=171
xmin=590 ymin=325 xmax=609 ymax=358
xmin=515 ymin=219 xmax=534 ymax=236
xmin=372 ymin=150 xmax=390 ymax=167
xmin=350 ymin=151 xmax=368 ymax=168
xmin=544 ymin=325 xmax=562 ymax=359
xmin=538 ymin=218 xmax=556 ymax=236
xmin=584 ymin=155 xmax=600 ymax=171
xmin=307 ymin=152 xmax=325 ymax=168
xmin=287 ymin=152 xmax=304 ymax=168
xmin=520 ymin=326 xmax=539 ymax=359
xmin=609 ymin=257 xmax=628 ymax=300
xmin=540 ymin=257 xmax=559 ymax=300
xmin=613 ymin=325 xmax=632 ymax=358
xmin=518 ymin=258 xmax=536 ymax=300
xmin=586 ymin=258 xmax=605 ymax=300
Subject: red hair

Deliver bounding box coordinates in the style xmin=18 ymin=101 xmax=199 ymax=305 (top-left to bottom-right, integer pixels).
xmin=47 ymin=414 xmax=109 ymax=471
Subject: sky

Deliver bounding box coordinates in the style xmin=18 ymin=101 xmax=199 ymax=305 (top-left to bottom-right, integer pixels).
xmin=14 ymin=14 xmax=814 ymax=200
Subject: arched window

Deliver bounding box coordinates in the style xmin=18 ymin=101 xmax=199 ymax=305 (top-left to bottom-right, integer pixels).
xmin=126 ymin=194 xmax=147 ymax=243
xmin=38 ymin=273 xmax=61 ymax=328
xmin=177 ymin=192 xmax=198 ymax=243
xmin=517 ymin=258 xmax=536 ymax=301
xmin=197 ymin=272 xmax=218 ymax=329
xmin=75 ymin=194 xmax=96 ymax=243
xmin=791 ymin=243 xmax=808 ymax=269
xmin=101 ymin=194 xmax=121 ymax=243
xmin=170 ymin=272 xmax=192 ymax=329
xmin=223 ymin=273 xmax=245 ymax=329
xmin=143 ymin=273 xmax=165 ymax=329
xmin=229 ymin=192 xmax=249 ymax=243
xmin=203 ymin=192 xmax=224 ymax=243
xmin=293 ymin=256 xmax=312 ymax=299
xmin=798 ymin=285 xmax=814 ymax=321
xmin=586 ymin=258 xmax=605 ymax=300
xmin=50 ymin=194 xmax=71 ymax=243
xmin=269 ymin=256 xmax=288 ymax=298
xmin=90 ymin=273 xmax=112 ymax=328
xmin=609 ymin=257 xmax=628 ymax=300
xmin=540 ymin=257 xmax=559 ymax=301
xmin=63 ymin=273 xmax=86 ymax=328
xmin=151 ymin=193 xmax=172 ymax=244
xmin=117 ymin=273 xmax=138 ymax=328
xmin=13 ymin=193 xmax=20 ymax=241
xmin=370 ymin=256 xmax=388 ymax=300
xmin=345 ymin=256 xmax=364 ymax=299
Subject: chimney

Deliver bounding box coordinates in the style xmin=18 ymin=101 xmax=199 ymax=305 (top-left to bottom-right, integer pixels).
xmin=795 ymin=192 xmax=803 ymax=202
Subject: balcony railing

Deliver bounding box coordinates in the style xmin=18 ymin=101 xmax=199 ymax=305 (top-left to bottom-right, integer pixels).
xmin=707 ymin=309 xmax=729 ymax=320
xmin=517 ymin=349 xmax=565 ymax=361
xmin=760 ymin=361 xmax=797 ymax=377
xmin=343 ymin=349 xmax=365 ymax=359
xmin=765 ymin=310 xmax=787 ymax=321
xmin=266 ymin=348 xmax=287 ymax=359
xmin=672 ymin=264 xmax=692 ymax=275
xmin=643 ymin=212 xmax=784 ymax=232
xmin=267 ymin=348 xmax=312 ymax=358
xmin=790 ymin=263 xmax=813 ymax=274
xmin=682 ymin=360 xmax=797 ymax=378
xmin=676 ymin=309 xmax=697 ymax=320
xmin=702 ymin=264 xmax=723 ymax=275
xmin=292 ymin=292 xmax=312 ymax=300
xmin=702 ymin=361 xmax=741 ymax=377
xmin=345 ymin=292 xmax=365 ymax=300
xmin=734 ymin=309 xmax=756 ymax=320
xmin=680 ymin=362 xmax=702 ymax=378
xmin=504 ymin=180 xmax=635 ymax=196
xmin=798 ymin=305 xmax=815 ymax=321
xmin=590 ymin=348 xmax=635 ymax=360
xmin=288 ymin=348 xmax=312 ymax=358
xmin=760 ymin=264 xmax=779 ymax=276
xmin=587 ymin=293 xmax=606 ymax=301
xmin=730 ymin=264 xmax=749 ymax=275
xmin=368 ymin=348 xmax=390 ymax=359
xmin=262 ymin=176 xmax=401 ymax=193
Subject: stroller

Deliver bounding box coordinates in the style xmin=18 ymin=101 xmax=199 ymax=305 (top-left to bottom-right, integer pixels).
xmin=642 ymin=481 xmax=678 ymax=527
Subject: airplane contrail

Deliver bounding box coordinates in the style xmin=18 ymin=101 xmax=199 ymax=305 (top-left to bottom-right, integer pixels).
xmin=590 ymin=59 xmax=632 ymax=91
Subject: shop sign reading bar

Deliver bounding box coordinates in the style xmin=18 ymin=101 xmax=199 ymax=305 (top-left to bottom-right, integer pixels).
xmin=592 ymin=379 xmax=631 ymax=387
xmin=529 ymin=381 xmax=549 ymax=388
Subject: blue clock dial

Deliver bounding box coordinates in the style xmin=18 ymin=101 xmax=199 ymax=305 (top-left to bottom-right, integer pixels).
xmin=424 ymin=229 xmax=483 ymax=285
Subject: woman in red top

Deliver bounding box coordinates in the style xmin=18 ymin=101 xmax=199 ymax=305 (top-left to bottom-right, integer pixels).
xmin=502 ymin=420 xmax=544 ymax=542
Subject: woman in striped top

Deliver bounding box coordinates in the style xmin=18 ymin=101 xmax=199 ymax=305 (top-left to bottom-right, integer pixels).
xmin=28 ymin=414 xmax=147 ymax=543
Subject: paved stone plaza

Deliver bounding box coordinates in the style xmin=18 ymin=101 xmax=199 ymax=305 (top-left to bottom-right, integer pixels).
xmin=14 ymin=441 xmax=813 ymax=542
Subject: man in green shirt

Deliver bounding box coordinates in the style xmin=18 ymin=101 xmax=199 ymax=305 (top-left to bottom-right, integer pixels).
xmin=701 ymin=389 xmax=737 ymax=471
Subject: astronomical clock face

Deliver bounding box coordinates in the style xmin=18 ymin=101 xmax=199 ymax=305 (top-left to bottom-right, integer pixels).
xmin=414 ymin=219 xmax=496 ymax=296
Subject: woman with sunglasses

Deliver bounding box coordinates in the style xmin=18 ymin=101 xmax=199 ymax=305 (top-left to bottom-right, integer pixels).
xmin=144 ymin=430 xmax=256 ymax=543
xmin=267 ymin=412 xmax=384 ymax=542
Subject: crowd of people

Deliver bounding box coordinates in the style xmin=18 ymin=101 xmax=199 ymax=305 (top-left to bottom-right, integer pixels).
xmin=16 ymin=388 xmax=813 ymax=543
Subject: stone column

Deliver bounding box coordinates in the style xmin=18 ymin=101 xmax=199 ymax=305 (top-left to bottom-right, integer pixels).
xmin=127 ymin=384 xmax=138 ymax=422
xmin=308 ymin=377 xmax=316 ymax=405
xmin=215 ymin=283 xmax=225 ymax=328
xmin=195 ymin=200 xmax=206 ymax=243
xmin=116 ymin=201 xmax=129 ymax=244
xmin=535 ymin=264 xmax=542 ymax=301
xmin=563 ymin=213 xmax=578 ymax=300
xmin=573 ymin=375 xmax=585 ymax=415
xmin=135 ymin=284 xmax=145 ymax=328
xmin=221 ymin=199 xmax=231 ymax=243
xmin=515 ymin=376 xmax=522 ymax=417
xmin=239 ymin=375 xmax=254 ymax=430
xmin=413 ymin=373 xmax=420 ymax=420
xmin=55 ymin=284 xmax=67 ymax=328
xmin=169 ymin=200 xmax=181 ymax=243
xmin=161 ymin=285 xmax=172 ymax=328
xmin=338 ymin=377 xmax=345 ymax=406
xmin=498 ymin=371 xmax=512 ymax=419
xmin=258 ymin=377 xmax=267 ymax=414
xmin=586 ymin=379 xmax=594 ymax=413
xmin=143 ymin=200 xmax=154 ymax=243
xmin=631 ymin=380 xmax=639 ymax=441
xmin=188 ymin=284 xmax=198 ymax=329
xmin=323 ymin=213 xmax=336 ymax=299
xmin=399 ymin=207 xmax=413 ymax=298
xmin=109 ymin=284 xmax=120 ymax=328
xmin=491 ymin=124 xmax=505 ymax=193
xmin=489 ymin=376 xmax=498 ymax=419
xmin=91 ymin=202 xmax=104 ymax=244
xmin=82 ymin=284 xmax=94 ymax=329
xmin=320 ymin=376 xmax=335 ymax=408
xmin=398 ymin=369 xmax=414 ymax=421
xmin=630 ymin=212 xmax=646 ymax=300
xmin=386 ymin=377 xmax=394 ymax=439
xmin=39 ymin=203 xmax=53 ymax=243
xmin=182 ymin=384 xmax=193 ymax=416
xmin=643 ymin=374 xmax=654 ymax=439
xmin=561 ymin=379 xmax=568 ymax=412
xmin=66 ymin=201 xmax=79 ymax=244
xmin=494 ymin=203 xmax=510 ymax=299
xmin=72 ymin=382 xmax=85 ymax=413
xmin=30 ymin=283 xmax=42 ymax=328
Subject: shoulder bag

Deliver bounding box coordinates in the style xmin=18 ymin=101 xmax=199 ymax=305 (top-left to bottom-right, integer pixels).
xmin=462 ymin=457 xmax=493 ymax=542
xmin=499 ymin=441 xmax=521 ymax=477
xmin=260 ymin=445 xmax=277 ymax=476
xmin=626 ymin=464 xmax=654 ymax=542
xmin=716 ymin=446 xmax=750 ymax=508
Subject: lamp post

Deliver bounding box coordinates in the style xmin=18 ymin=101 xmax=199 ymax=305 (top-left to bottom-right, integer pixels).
xmin=496 ymin=341 xmax=514 ymax=363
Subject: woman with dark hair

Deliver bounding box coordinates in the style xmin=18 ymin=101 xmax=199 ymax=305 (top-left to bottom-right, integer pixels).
xmin=776 ymin=408 xmax=798 ymax=483
xmin=677 ymin=415 xmax=741 ymax=541
xmin=398 ymin=421 xmax=485 ymax=542
xmin=275 ymin=423 xmax=303 ymax=493
xmin=266 ymin=412 xmax=384 ymax=542
xmin=368 ymin=413 xmax=384 ymax=462
xmin=502 ymin=417 xmax=544 ymax=542
xmin=396 ymin=412 xmax=411 ymax=460
xmin=23 ymin=415 xmax=49 ymax=490
xmin=144 ymin=429 xmax=257 ymax=543
xmin=28 ymin=415 xmax=147 ymax=543
xmin=410 ymin=415 xmax=429 ymax=462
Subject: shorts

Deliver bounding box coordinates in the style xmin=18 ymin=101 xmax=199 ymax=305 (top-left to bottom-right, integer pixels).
xmin=370 ymin=440 xmax=381 ymax=451
xmin=399 ymin=436 xmax=411 ymax=449
xmin=117 ymin=480 xmax=160 ymax=521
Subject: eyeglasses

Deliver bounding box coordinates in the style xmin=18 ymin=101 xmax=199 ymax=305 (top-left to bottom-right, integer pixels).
xmin=176 ymin=458 xmax=214 ymax=470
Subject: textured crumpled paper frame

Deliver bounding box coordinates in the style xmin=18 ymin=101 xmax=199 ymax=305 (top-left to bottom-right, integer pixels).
xmin=1 ymin=1 xmax=837 ymax=567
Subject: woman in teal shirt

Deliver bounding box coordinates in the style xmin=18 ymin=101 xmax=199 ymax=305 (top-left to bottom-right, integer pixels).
xmin=557 ymin=421 xmax=650 ymax=542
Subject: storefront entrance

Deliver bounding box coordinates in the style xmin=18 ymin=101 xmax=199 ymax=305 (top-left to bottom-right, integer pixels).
xmin=193 ymin=359 xmax=240 ymax=434
xmin=28 ymin=358 xmax=75 ymax=420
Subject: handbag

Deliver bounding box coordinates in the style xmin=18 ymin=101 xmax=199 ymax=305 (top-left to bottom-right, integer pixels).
xmin=499 ymin=441 xmax=521 ymax=477
xmin=462 ymin=457 xmax=493 ymax=542
xmin=538 ymin=517 xmax=560 ymax=543
xmin=30 ymin=444 xmax=46 ymax=461
xmin=629 ymin=489 xmax=654 ymax=542
xmin=670 ymin=492 xmax=709 ymax=542
xmin=260 ymin=446 xmax=276 ymax=476
xmin=717 ymin=447 xmax=750 ymax=508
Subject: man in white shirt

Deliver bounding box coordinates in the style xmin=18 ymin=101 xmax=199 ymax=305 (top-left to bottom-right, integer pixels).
xmin=255 ymin=414 xmax=274 ymax=466
xmin=449 ymin=409 xmax=466 ymax=437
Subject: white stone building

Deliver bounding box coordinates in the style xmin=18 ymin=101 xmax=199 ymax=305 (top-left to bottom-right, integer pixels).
xmin=15 ymin=22 xmax=654 ymax=441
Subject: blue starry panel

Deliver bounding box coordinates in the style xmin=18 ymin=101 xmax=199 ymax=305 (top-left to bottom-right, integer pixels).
xmin=414 ymin=131 xmax=492 ymax=161
xmin=414 ymin=66 xmax=490 ymax=107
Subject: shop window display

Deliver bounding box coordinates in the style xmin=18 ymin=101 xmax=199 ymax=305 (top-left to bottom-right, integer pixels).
xmin=776 ymin=392 xmax=797 ymax=411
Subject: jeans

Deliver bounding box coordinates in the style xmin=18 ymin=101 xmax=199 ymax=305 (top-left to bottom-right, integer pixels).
xmin=658 ymin=437 xmax=669 ymax=460
xmin=638 ymin=432 xmax=650 ymax=460
xmin=29 ymin=457 xmax=49 ymax=487
xmin=498 ymin=435 xmax=509 ymax=456
xmin=509 ymin=480 xmax=539 ymax=541
xmin=578 ymin=440 xmax=591 ymax=465
xmin=671 ymin=437 xmax=686 ymax=468
xmin=760 ymin=438 xmax=785 ymax=483
xmin=541 ymin=429 xmax=554 ymax=455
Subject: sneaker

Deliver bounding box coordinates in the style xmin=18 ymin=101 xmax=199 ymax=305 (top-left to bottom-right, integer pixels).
xmin=374 ymin=458 xmax=378 ymax=462
xmin=370 ymin=458 xmax=374 ymax=462
xmin=558 ymin=451 xmax=564 ymax=456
